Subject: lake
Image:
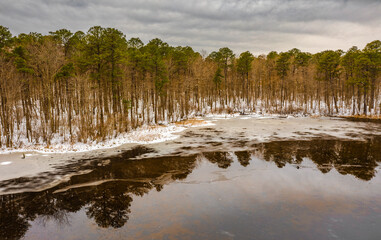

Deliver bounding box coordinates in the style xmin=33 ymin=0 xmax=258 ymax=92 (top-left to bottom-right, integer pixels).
xmin=1 ymin=116 xmax=380 ymax=240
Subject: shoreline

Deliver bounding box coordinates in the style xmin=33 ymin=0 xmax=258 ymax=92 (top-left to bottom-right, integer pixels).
xmin=0 ymin=118 xmax=216 ymax=155
xmin=0 ymin=113 xmax=379 ymax=155
xmin=338 ymin=115 xmax=381 ymax=123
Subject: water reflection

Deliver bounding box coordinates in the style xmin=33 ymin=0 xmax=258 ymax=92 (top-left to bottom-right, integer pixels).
xmin=255 ymin=137 xmax=381 ymax=180
xmin=235 ymin=151 xmax=251 ymax=167
xmin=0 ymin=137 xmax=380 ymax=239
xmin=203 ymin=152 xmax=234 ymax=168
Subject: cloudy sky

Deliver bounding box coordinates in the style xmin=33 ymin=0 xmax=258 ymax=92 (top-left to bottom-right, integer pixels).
xmin=1 ymin=0 xmax=380 ymax=54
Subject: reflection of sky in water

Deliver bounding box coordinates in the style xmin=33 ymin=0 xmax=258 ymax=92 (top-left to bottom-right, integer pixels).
xmin=1 ymin=137 xmax=381 ymax=240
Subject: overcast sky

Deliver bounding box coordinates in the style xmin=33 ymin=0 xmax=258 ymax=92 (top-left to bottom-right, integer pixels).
xmin=1 ymin=0 xmax=380 ymax=55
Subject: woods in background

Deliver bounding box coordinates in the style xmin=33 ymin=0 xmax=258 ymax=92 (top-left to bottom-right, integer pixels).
xmin=0 ymin=25 xmax=380 ymax=147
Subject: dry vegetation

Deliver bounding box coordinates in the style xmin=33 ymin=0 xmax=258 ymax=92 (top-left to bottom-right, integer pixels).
xmin=174 ymin=119 xmax=208 ymax=126
xmin=0 ymin=26 xmax=380 ymax=148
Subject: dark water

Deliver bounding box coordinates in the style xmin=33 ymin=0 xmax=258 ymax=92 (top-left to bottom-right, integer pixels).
xmin=1 ymin=137 xmax=381 ymax=240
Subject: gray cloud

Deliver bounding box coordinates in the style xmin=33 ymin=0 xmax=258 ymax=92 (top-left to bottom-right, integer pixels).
xmin=0 ymin=0 xmax=380 ymax=54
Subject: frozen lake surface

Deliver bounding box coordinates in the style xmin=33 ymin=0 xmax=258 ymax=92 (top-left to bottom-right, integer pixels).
xmin=0 ymin=116 xmax=380 ymax=239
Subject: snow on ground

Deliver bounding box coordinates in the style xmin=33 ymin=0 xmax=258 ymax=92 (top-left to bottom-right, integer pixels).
xmin=1 ymin=112 xmax=377 ymax=154
xmin=0 ymin=119 xmax=215 ymax=154
xmin=1 ymin=112 xmax=379 ymax=155
xmin=205 ymin=113 xmax=241 ymax=120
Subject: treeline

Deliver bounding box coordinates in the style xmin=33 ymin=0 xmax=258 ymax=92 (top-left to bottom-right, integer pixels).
xmin=0 ymin=25 xmax=380 ymax=147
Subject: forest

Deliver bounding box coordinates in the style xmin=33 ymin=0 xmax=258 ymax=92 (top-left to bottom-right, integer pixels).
xmin=0 ymin=25 xmax=380 ymax=148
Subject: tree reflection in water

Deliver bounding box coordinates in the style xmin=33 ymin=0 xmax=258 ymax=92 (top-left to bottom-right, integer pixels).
xmin=235 ymin=151 xmax=252 ymax=167
xmin=0 ymin=137 xmax=380 ymax=239
xmin=203 ymin=152 xmax=234 ymax=168
xmin=254 ymin=137 xmax=381 ymax=180
xmin=85 ymin=184 xmax=132 ymax=228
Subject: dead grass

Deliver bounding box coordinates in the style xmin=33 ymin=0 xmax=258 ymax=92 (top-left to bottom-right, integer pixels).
xmin=341 ymin=115 xmax=381 ymax=120
xmin=175 ymin=119 xmax=207 ymax=126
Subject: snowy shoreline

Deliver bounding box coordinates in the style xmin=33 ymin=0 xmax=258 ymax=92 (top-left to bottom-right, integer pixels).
xmin=0 ymin=112 xmax=379 ymax=155
xmin=0 ymin=118 xmax=216 ymax=154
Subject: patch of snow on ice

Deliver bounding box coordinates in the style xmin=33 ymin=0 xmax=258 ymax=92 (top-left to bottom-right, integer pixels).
xmin=190 ymin=121 xmax=215 ymax=127
xmin=205 ymin=113 xmax=240 ymax=120
xmin=0 ymin=119 xmax=214 ymax=154
xmin=1 ymin=161 xmax=12 ymax=166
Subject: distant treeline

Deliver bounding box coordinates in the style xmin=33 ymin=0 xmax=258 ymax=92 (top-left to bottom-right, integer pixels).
xmin=0 ymin=25 xmax=380 ymax=147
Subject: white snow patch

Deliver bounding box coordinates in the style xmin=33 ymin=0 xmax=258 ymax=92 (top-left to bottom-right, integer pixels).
xmin=205 ymin=113 xmax=240 ymax=120
xmin=0 ymin=120 xmax=214 ymax=154
xmin=1 ymin=161 xmax=12 ymax=166
xmin=190 ymin=121 xmax=216 ymax=127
